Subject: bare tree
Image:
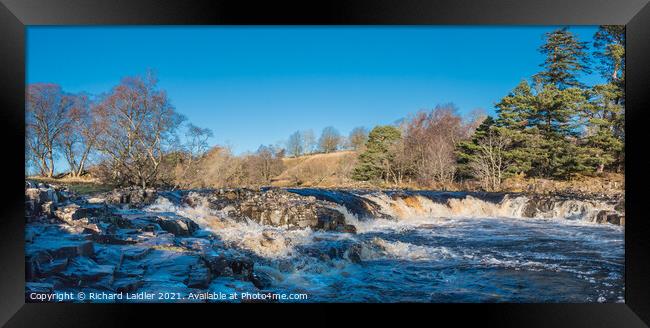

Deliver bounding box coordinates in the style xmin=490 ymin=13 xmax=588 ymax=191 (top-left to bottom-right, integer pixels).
xmin=404 ymin=104 xmax=466 ymax=186
xmin=58 ymin=94 xmax=99 ymax=177
xmin=26 ymin=84 xmax=74 ymax=177
xmin=318 ymin=126 xmax=342 ymax=153
xmin=244 ymin=145 xmax=285 ymax=185
xmin=349 ymin=126 xmax=369 ymax=150
xmin=301 ymin=129 xmax=316 ymax=154
xmin=469 ymin=127 xmax=512 ymax=191
xmin=197 ymin=146 xmax=247 ymax=188
xmin=93 ymin=72 xmax=185 ymax=188
xmin=171 ymin=123 xmax=213 ymax=188
xmin=287 ymin=130 xmax=304 ymax=157
xmin=186 ymin=124 xmax=213 ymax=158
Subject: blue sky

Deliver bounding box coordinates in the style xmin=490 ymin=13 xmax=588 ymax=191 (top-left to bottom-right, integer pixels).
xmin=27 ymin=26 xmax=603 ymax=155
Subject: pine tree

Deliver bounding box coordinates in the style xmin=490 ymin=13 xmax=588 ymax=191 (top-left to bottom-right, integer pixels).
xmin=534 ymin=27 xmax=591 ymax=89
xmin=493 ymin=81 xmax=539 ymax=176
xmin=523 ymin=27 xmax=592 ymax=178
xmin=351 ymin=125 xmax=402 ymax=182
xmin=457 ymin=116 xmax=495 ymax=178
xmin=594 ymin=25 xmax=625 ymax=84
xmin=589 ymin=25 xmax=625 ymax=172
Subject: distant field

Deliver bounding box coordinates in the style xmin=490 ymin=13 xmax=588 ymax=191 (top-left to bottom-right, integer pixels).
xmin=272 ymin=150 xmax=361 ymax=188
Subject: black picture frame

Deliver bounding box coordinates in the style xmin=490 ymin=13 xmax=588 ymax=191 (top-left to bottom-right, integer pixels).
xmin=1 ymin=0 xmax=649 ymax=326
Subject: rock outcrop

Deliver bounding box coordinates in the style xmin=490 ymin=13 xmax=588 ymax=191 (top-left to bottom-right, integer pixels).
xmin=181 ymin=188 xmax=357 ymax=232
xmin=105 ymin=187 xmax=158 ymax=207
xmin=24 ymin=183 xmax=286 ymax=302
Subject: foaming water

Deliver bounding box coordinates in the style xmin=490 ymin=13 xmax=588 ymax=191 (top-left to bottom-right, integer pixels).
xmin=145 ymin=192 xmax=624 ymax=303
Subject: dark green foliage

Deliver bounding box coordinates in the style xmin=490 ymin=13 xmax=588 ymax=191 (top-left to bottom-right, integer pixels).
xmin=473 ymin=26 xmax=627 ymax=181
xmin=351 ymin=126 xmax=402 ymax=181
xmin=457 ymin=116 xmax=496 ymax=179
xmin=534 ymin=27 xmax=591 ymax=89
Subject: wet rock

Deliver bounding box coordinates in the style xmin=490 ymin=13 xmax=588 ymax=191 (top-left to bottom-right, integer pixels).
xmin=596 ymin=210 xmax=624 ymax=225
xmin=202 ymin=253 xmax=254 ymax=279
xmin=183 ymin=189 xmax=357 ymax=232
xmin=94 ymin=247 xmax=124 ymax=271
xmin=345 ymin=243 xmax=363 ymax=264
xmin=90 ymin=234 xmax=138 ymax=245
xmin=155 ymin=215 xmax=199 ymax=237
xmin=41 ymin=201 xmax=56 ymax=217
xmin=106 ymin=187 xmax=157 ymax=207
xmin=614 ymin=198 xmax=625 ymax=212
xmin=315 ymin=207 xmax=345 ymax=230
xmin=179 ymin=238 xmax=213 ymax=252
xmin=26 ymin=187 xmax=58 ymax=205
xmin=113 ymin=277 xmax=144 ymax=293
xmin=54 ymin=204 xmax=88 ymax=224
xmin=522 ymin=195 xmax=557 ymax=218
xmin=45 ymin=240 xmax=95 ymax=259
xmin=185 ymin=261 xmax=211 ymax=289
xmin=39 ymin=258 xmax=69 ymax=276
xmin=26 ymin=251 xmax=53 ymax=279
xmin=202 ymin=254 xmax=230 ymax=277
xmin=337 ymin=224 xmax=357 ymax=234
xmin=25 ymin=282 xmax=54 ymax=294
xmin=122 ymin=247 xmax=152 ymax=261
xmin=230 ymin=257 xmax=254 ymax=277
xmin=59 ymin=257 xmax=115 ymax=288
xmin=249 ymin=271 xmax=273 ymax=289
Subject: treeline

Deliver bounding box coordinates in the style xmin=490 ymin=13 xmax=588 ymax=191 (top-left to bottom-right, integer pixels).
xmin=351 ymin=26 xmax=625 ymax=191
xmin=26 ymin=26 xmax=624 ymax=191
xmin=25 ymin=71 xmax=287 ymax=189
xmin=285 ymin=126 xmax=369 ymax=157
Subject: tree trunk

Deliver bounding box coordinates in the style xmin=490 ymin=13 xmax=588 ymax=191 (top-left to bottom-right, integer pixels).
xmin=47 ymin=150 xmax=55 ymax=178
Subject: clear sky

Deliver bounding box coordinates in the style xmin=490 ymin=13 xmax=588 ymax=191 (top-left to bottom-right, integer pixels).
xmin=27 ymin=26 xmax=603 ymax=155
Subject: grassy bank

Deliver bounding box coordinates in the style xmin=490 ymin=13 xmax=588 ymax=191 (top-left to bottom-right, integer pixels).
xmin=26 ymin=176 xmax=114 ymax=195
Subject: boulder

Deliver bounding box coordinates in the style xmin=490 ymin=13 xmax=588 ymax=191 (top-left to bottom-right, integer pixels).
xmin=185 ymin=261 xmax=211 ymax=289
xmin=59 ymin=257 xmax=115 ymax=288
xmin=25 ymin=187 xmax=58 ymax=205
xmin=54 ymin=204 xmax=88 ymax=224
xmin=202 ymin=253 xmax=254 ymax=279
xmin=596 ymin=210 xmax=624 ymax=225
xmin=522 ymin=195 xmax=557 ymax=218
xmin=183 ymin=188 xmax=357 ymax=232
xmin=106 ymin=187 xmax=157 ymax=207
xmin=249 ymin=271 xmax=273 ymax=289
xmin=315 ymin=207 xmax=351 ymax=232
xmin=41 ymin=202 xmax=56 ymax=217
xmin=45 ymin=240 xmax=95 ymax=259
xmin=39 ymin=258 xmax=69 ymax=276
xmin=345 ymin=243 xmax=363 ymax=264
xmin=155 ymin=215 xmax=199 ymax=237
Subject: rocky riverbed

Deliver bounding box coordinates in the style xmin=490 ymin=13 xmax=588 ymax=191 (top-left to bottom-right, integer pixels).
xmin=24 ymin=181 xmax=625 ymax=303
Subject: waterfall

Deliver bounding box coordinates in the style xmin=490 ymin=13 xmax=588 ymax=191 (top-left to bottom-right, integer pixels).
xmin=292 ymin=189 xmax=622 ymax=224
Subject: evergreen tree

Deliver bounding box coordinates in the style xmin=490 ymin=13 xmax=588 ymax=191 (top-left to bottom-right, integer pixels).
xmin=589 ymin=25 xmax=625 ymax=172
xmin=582 ymin=79 xmax=624 ymax=173
xmin=495 ymin=83 xmax=591 ymax=178
xmin=351 ymin=125 xmax=402 ymax=181
xmin=594 ymin=25 xmax=625 ymax=84
xmin=534 ymin=27 xmax=591 ymax=89
xmin=457 ymin=116 xmax=495 ymax=178
xmin=494 ymin=27 xmax=595 ymax=179
xmin=494 ymin=81 xmax=539 ymax=176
